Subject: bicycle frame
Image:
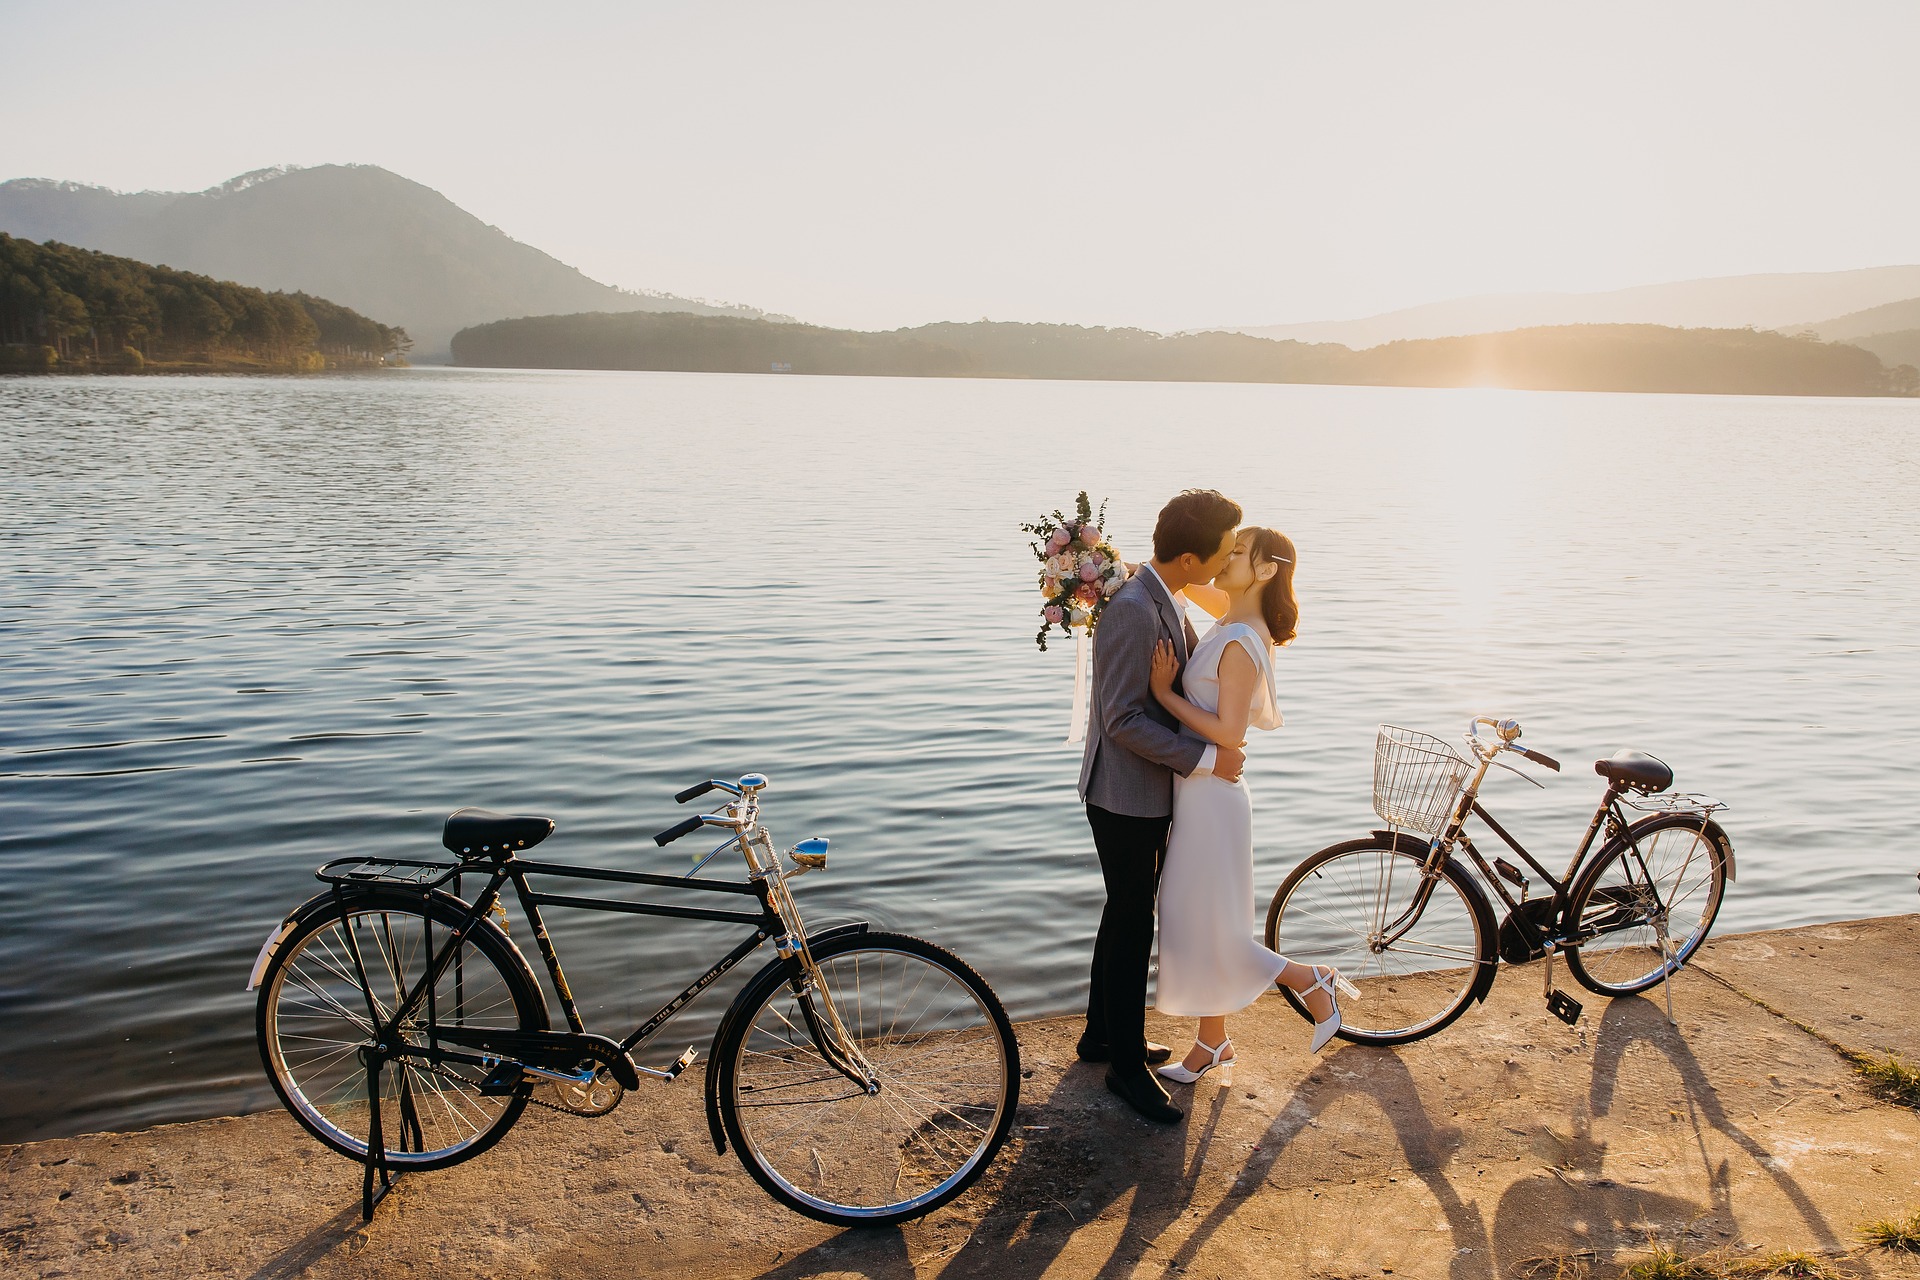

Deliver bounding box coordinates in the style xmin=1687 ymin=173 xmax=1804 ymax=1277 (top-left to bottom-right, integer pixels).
xmin=1395 ymin=744 xmax=1646 ymax=958
xmin=313 ymin=789 xmax=875 ymax=1094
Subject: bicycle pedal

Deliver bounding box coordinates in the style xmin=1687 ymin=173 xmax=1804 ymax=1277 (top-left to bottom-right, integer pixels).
xmin=662 ymin=1047 xmax=699 ymax=1082
xmin=478 ymin=1062 xmax=522 ymax=1096
xmin=1546 ymin=989 xmax=1583 ymax=1026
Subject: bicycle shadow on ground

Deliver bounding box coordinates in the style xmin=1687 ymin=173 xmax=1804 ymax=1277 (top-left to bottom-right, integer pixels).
xmin=1484 ymin=993 xmax=1842 ymax=1273
xmin=740 ymin=1054 xmax=1244 ymax=1280
xmin=242 ymin=1202 xmax=367 ymax=1280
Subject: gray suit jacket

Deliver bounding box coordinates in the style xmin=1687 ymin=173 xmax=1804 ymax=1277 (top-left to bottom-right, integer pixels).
xmin=1077 ymin=572 xmax=1210 ymax=818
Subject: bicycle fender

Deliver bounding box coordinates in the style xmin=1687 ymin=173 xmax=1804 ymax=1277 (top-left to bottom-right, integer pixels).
xmin=246 ymin=888 xmax=341 ymax=990
xmin=245 ymin=883 xmax=539 ymax=1000
xmin=703 ymin=921 xmax=871 ymax=1155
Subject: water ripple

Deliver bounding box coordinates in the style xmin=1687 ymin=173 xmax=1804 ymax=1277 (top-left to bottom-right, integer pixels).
xmin=1 ymin=369 xmax=1917 ymax=1141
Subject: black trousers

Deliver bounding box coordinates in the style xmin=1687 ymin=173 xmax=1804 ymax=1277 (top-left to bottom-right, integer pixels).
xmin=1083 ymin=801 xmax=1172 ymax=1076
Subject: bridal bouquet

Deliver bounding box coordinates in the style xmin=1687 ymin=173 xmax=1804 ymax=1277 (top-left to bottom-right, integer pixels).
xmin=1022 ymin=492 xmax=1126 ymax=652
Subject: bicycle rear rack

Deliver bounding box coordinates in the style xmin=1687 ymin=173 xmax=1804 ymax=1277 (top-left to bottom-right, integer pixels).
xmin=317 ymin=856 xmax=467 ymax=890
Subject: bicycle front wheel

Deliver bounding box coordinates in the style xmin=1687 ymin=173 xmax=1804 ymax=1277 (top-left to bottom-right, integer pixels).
xmin=256 ymin=887 xmax=547 ymax=1171
xmin=715 ymin=930 xmax=1019 ymax=1227
xmin=1265 ymin=835 xmax=1497 ymax=1045
xmin=1564 ymin=814 xmax=1729 ymax=997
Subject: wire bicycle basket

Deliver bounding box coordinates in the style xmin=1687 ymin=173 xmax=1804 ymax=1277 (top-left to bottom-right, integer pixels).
xmin=1373 ymin=725 xmax=1470 ymax=836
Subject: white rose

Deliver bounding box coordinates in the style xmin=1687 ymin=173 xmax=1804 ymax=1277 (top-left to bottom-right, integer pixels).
xmin=1070 ymin=606 xmax=1092 ymax=627
xmin=1103 ymin=576 xmax=1123 ymax=597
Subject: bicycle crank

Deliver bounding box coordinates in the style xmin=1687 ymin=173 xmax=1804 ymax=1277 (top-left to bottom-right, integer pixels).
xmin=545 ymin=1066 xmax=625 ymax=1116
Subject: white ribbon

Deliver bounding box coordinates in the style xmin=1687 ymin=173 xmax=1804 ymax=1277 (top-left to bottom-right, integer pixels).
xmin=1065 ymin=630 xmax=1093 ymax=745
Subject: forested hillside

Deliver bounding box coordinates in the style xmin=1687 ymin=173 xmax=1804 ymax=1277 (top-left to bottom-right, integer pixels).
xmin=0 ymin=234 xmax=408 ymax=371
xmin=452 ymin=312 xmax=1920 ymax=397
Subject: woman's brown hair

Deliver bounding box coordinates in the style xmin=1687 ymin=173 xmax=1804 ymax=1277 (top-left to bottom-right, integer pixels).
xmin=1245 ymin=527 xmax=1298 ymax=646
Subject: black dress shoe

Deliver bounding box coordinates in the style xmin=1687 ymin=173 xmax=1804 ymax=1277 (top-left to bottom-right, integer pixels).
xmin=1105 ymin=1069 xmax=1184 ymax=1124
xmin=1075 ymin=1036 xmax=1173 ymax=1065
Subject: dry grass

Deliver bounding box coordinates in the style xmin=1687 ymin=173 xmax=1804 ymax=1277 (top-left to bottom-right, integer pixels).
xmin=1859 ymin=1209 xmax=1920 ymax=1252
xmin=1513 ymin=1250 xmax=1594 ymax=1280
xmin=1621 ymin=1241 xmax=1718 ymax=1280
xmin=1617 ymin=1241 xmax=1846 ymax=1280
xmin=1848 ymin=1052 xmax=1920 ymax=1108
xmin=1724 ymin=1250 xmax=1845 ymax=1278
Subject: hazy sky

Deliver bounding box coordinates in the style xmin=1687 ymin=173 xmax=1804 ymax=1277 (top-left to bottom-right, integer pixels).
xmin=4 ymin=0 xmax=1917 ymax=331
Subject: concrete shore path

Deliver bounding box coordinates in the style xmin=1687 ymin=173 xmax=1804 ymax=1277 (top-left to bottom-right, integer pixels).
xmin=5 ymin=915 xmax=1920 ymax=1279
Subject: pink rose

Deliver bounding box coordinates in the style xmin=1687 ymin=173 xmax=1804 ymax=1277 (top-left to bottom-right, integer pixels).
xmin=1087 ymin=551 xmax=1107 ymax=570
xmin=1048 ymin=528 xmax=1071 ymax=551
xmin=1080 ymin=525 xmax=1102 ymax=545
xmin=1078 ymin=561 xmax=1100 ymax=582
xmin=1043 ymin=605 xmax=1065 ymax=624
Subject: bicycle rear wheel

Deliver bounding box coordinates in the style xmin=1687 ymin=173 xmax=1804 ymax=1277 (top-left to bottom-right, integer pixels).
xmin=1564 ymin=815 xmax=1729 ymax=997
xmin=1265 ymin=835 xmax=1497 ymax=1045
xmin=714 ymin=930 xmax=1019 ymax=1226
xmin=256 ymin=887 xmax=547 ymax=1171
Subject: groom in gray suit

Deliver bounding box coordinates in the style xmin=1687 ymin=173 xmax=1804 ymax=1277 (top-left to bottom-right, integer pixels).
xmin=1078 ymin=489 xmax=1244 ymax=1123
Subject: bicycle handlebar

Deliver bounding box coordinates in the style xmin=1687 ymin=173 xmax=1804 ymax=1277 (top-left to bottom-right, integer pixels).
xmin=1514 ymin=745 xmax=1561 ymax=772
xmin=1467 ymin=715 xmax=1560 ymax=772
xmin=654 ymin=815 xmax=705 ymax=846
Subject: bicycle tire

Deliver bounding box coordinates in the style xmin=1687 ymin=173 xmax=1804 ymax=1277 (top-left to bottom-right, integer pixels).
xmin=256 ymin=886 xmax=547 ymax=1171
xmin=714 ymin=930 xmax=1019 ymax=1227
xmin=1264 ymin=834 xmax=1497 ymax=1045
xmin=1563 ymin=814 xmax=1730 ymax=997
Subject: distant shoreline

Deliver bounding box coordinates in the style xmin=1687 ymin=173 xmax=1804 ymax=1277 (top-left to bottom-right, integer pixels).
xmin=450 ymin=311 xmax=1920 ymax=399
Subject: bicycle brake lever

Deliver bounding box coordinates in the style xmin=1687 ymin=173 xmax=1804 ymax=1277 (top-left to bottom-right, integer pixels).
xmin=1488 ymin=756 xmax=1547 ymax=789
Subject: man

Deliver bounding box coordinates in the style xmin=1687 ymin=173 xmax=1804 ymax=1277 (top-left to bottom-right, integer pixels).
xmin=1077 ymin=489 xmax=1245 ymax=1123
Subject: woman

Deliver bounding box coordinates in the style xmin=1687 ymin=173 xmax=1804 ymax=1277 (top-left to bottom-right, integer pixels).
xmin=1147 ymin=526 xmax=1356 ymax=1085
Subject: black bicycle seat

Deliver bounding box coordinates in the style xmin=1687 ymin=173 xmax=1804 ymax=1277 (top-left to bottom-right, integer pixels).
xmin=442 ymin=807 xmax=554 ymax=856
xmin=1593 ymin=750 xmax=1673 ymax=794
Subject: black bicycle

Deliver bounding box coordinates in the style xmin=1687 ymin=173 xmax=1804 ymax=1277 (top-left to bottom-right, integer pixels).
xmin=1263 ymin=717 xmax=1735 ymax=1044
xmin=247 ymin=774 xmax=1020 ymax=1226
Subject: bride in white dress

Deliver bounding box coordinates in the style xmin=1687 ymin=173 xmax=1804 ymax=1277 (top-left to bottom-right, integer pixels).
xmin=1148 ymin=526 xmax=1357 ymax=1086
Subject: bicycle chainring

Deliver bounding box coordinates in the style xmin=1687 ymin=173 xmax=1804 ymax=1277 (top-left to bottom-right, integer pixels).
xmin=543 ymin=1066 xmax=625 ymax=1116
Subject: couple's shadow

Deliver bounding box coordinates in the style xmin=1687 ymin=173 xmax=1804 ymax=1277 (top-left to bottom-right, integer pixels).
xmin=751 ymin=1033 xmax=1474 ymax=1280
xmin=750 ymin=989 xmax=1847 ymax=1280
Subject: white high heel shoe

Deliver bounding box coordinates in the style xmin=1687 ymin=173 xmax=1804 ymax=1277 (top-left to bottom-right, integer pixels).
xmin=1305 ymin=966 xmax=1361 ymax=1054
xmin=1156 ymin=1036 xmax=1233 ymax=1086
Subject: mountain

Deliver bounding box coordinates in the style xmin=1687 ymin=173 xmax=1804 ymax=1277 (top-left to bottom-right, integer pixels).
xmin=452 ymin=312 xmax=1918 ymax=398
xmin=0 ymin=165 xmax=769 ymax=357
xmin=1791 ymin=295 xmax=1920 ymax=342
xmin=1786 ymin=296 xmax=1920 ymax=373
xmin=1224 ymin=266 xmax=1920 ymax=350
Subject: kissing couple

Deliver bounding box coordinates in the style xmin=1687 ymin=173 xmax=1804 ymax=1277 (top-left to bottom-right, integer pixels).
xmin=1077 ymin=488 xmax=1357 ymax=1124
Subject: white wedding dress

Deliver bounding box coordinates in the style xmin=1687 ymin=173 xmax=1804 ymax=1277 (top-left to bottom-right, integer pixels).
xmin=1155 ymin=621 xmax=1288 ymax=1018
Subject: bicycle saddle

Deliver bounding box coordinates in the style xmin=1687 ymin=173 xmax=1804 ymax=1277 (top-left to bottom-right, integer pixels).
xmin=1593 ymin=750 xmax=1672 ymax=794
xmin=442 ymin=807 xmax=555 ymax=856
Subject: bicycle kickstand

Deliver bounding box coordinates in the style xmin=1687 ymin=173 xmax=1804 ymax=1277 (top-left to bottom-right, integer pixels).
xmin=359 ymin=1047 xmax=398 ymax=1221
xmin=1655 ymin=921 xmax=1679 ymax=1029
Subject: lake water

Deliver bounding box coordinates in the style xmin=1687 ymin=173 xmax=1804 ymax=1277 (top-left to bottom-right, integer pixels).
xmin=3 ymin=369 xmax=1917 ymax=1143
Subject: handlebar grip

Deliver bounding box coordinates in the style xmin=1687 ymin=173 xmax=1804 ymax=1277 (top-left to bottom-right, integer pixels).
xmin=654 ymin=815 xmax=704 ymax=846
xmin=1516 ymin=746 xmax=1561 ymax=772
xmin=675 ymin=781 xmax=716 ymax=804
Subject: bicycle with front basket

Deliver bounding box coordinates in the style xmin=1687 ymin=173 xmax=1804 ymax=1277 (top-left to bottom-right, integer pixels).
xmin=1263 ymin=717 xmax=1735 ymax=1044
xmin=247 ymin=773 xmax=1019 ymax=1225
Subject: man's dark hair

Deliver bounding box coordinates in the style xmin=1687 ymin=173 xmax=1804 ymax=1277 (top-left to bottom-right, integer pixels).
xmin=1152 ymin=489 xmax=1243 ymax=562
